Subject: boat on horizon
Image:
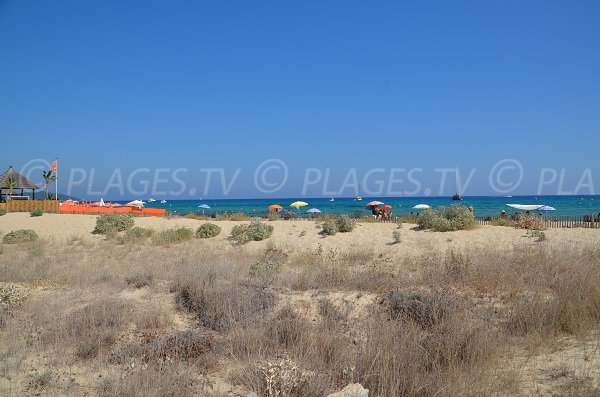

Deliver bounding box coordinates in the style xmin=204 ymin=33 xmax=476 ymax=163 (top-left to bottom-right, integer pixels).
xmin=329 ymin=197 xmax=335 ymax=202
xmin=148 ymin=198 xmax=156 ymax=202
xmin=160 ymin=199 xmax=167 ymax=204
xmin=452 ymin=167 xmax=462 ymax=200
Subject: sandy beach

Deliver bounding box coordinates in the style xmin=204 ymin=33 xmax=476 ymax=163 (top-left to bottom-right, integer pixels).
xmin=2 ymin=212 xmax=599 ymax=255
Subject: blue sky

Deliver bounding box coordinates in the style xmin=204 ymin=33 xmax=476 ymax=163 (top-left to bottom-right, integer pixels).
xmin=1 ymin=0 xmax=599 ymax=199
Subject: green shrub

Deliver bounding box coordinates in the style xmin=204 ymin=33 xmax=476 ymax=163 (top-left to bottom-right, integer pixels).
xmin=320 ymin=219 xmax=338 ymax=236
xmin=120 ymin=227 xmax=155 ymax=243
xmin=196 ymin=223 xmax=221 ymax=238
xmin=30 ymin=208 xmax=43 ymax=217
xmin=3 ymin=229 xmax=39 ymax=244
xmin=230 ymin=220 xmax=274 ymax=244
xmin=94 ymin=214 xmax=134 ymax=235
xmin=491 ymin=217 xmax=516 ymax=227
xmin=267 ymin=212 xmax=280 ymax=221
xmin=152 ymin=227 xmax=193 ymax=246
xmin=417 ymin=205 xmax=475 ymax=232
xmin=336 ymin=214 xmax=354 ymax=232
xmin=0 ymin=208 xmax=7 ymax=216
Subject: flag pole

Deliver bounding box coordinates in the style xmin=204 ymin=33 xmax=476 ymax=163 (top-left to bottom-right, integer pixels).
xmin=55 ymin=158 xmax=58 ymax=201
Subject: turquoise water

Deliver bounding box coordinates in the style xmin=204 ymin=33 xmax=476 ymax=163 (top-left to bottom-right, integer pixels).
xmin=134 ymin=196 xmax=600 ymax=218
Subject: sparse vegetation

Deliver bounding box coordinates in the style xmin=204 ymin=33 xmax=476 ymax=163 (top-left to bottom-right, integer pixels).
xmin=0 ymin=219 xmax=598 ymax=397
xmin=230 ymin=220 xmax=274 ymax=243
xmin=491 ymin=217 xmax=516 ymax=227
xmin=3 ymin=229 xmax=39 ymax=244
xmin=417 ymin=205 xmax=476 ymax=232
xmin=94 ymin=213 xmax=134 ymax=235
xmin=0 ymin=208 xmax=6 ymax=216
xmin=120 ymin=226 xmax=155 ymax=243
xmin=196 ymin=223 xmax=221 ymax=238
xmin=151 ymin=227 xmax=193 ymax=246
xmin=391 ymin=230 xmax=401 ymax=244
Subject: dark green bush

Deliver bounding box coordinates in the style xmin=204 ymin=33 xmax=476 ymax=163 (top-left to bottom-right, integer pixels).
xmin=196 ymin=223 xmax=221 ymax=239
xmin=0 ymin=208 xmax=7 ymax=216
xmin=230 ymin=220 xmax=274 ymax=244
xmin=417 ymin=205 xmax=475 ymax=232
xmin=30 ymin=208 xmax=43 ymax=217
xmin=152 ymin=227 xmax=193 ymax=246
xmin=94 ymin=214 xmax=134 ymax=235
xmin=3 ymin=229 xmax=39 ymax=244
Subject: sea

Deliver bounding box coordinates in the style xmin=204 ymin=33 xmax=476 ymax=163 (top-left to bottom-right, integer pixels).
xmin=127 ymin=196 xmax=600 ymax=218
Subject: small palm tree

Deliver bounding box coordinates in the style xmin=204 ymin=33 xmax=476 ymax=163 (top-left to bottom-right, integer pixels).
xmin=8 ymin=177 xmax=17 ymax=197
xmin=42 ymin=170 xmax=56 ymax=200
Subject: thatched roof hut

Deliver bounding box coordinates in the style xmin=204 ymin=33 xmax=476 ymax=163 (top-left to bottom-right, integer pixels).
xmin=0 ymin=166 xmax=39 ymax=200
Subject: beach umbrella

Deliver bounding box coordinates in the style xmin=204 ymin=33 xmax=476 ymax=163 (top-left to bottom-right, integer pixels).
xmin=290 ymin=201 xmax=308 ymax=209
xmin=506 ymin=204 xmax=543 ymax=211
xmin=307 ymin=208 xmax=321 ymax=213
xmin=364 ymin=200 xmax=384 ymax=208
xmin=538 ymin=205 xmax=556 ymax=212
xmin=381 ymin=205 xmax=392 ymax=210
xmin=268 ymin=204 xmax=283 ymax=211
xmin=413 ymin=204 xmax=431 ymax=209
xmin=198 ymin=204 xmax=211 ymax=209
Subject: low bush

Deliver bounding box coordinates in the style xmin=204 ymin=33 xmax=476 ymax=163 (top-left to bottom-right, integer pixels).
xmin=335 ymin=214 xmax=354 ymax=232
xmin=491 ymin=217 xmax=516 ymax=227
xmin=319 ymin=219 xmax=338 ymax=236
xmin=120 ymin=227 xmax=154 ymax=243
xmin=385 ymin=290 xmax=455 ymax=328
xmin=125 ymin=273 xmax=154 ymax=288
xmin=94 ymin=214 xmax=134 ymax=235
xmin=417 ymin=205 xmax=475 ymax=232
xmin=3 ymin=229 xmax=39 ymax=244
xmin=230 ymin=220 xmax=274 ymax=243
xmin=196 ymin=223 xmax=221 ymax=238
xmin=30 ymin=208 xmax=43 ymax=217
xmin=0 ymin=208 xmax=6 ymax=216
xmin=391 ymin=231 xmax=401 ymax=244
xmin=151 ymin=227 xmax=193 ymax=246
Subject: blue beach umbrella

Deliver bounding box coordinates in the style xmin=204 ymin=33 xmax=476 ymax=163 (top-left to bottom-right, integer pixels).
xmin=198 ymin=204 xmax=211 ymax=209
xmin=538 ymin=205 xmax=556 ymax=212
xmin=307 ymin=208 xmax=321 ymax=214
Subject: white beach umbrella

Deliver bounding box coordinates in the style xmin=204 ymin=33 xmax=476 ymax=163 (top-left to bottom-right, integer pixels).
xmin=412 ymin=204 xmax=431 ymax=209
xmin=307 ymin=208 xmax=321 ymax=213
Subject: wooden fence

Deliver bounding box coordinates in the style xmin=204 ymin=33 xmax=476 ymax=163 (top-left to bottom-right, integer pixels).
xmin=4 ymin=200 xmax=59 ymax=213
xmin=476 ymin=215 xmax=600 ymax=229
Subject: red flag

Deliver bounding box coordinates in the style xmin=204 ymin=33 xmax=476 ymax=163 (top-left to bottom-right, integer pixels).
xmin=51 ymin=160 xmax=57 ymax=172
